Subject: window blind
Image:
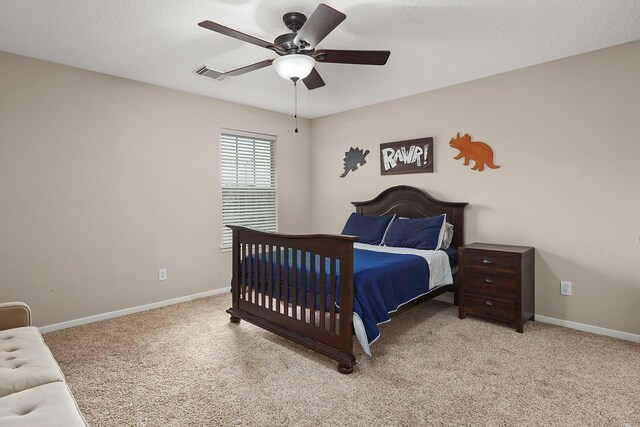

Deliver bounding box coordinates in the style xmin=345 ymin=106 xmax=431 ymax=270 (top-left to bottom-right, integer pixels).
xmin=220 ymin=130 xmax=277 ymax=249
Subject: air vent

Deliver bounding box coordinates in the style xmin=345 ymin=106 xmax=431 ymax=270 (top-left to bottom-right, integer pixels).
xmin=194 ymin=66 xmax=224 ymax=80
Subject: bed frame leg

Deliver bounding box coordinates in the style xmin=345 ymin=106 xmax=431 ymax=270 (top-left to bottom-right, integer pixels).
xmin=337 ymin=364 xmax=354 ymax=374
xmin=230 ymin=315 xmax=241 ymax=324
xmin=452 ymin=282 xmax=459 ymax=306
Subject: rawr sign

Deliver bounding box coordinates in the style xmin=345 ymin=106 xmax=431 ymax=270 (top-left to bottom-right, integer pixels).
xmin=380 ymin=137 xmax=434 ymax=175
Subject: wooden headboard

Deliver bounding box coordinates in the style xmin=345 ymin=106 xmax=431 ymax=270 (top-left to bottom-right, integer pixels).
xmin=352 ymin=185 xmax=469 ymax=248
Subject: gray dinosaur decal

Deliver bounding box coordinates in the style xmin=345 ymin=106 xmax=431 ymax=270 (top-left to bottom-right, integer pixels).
xmin=340 ymin=147 xmax=370 ymax=178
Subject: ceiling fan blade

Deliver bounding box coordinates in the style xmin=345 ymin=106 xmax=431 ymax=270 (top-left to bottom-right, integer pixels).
xmin=198 ymin=20 xmax=282 ymax=53
xmin=302 ymin=67 xmax=326 ymax=90
xmin=225 ymin=59 xmax=274 ymax=77
xmin=293 ymin=4 xmax=346 ymax=49
xmin=314 ymin=50 xmax=390 ymax=65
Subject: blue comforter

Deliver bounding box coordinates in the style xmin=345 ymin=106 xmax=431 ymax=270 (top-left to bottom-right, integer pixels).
xmin=350 ymin=249 xmax=430 ymax=345
xmin=246 ymin=247 xmax=431 ymax=348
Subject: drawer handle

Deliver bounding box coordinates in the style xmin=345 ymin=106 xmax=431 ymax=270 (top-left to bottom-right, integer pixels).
xmin=485 ymin=301 xmax=493 ymax=307
xmin=484 ymin=278 xmax=493 ymax=284
xmin=482 ymin=259 xmax=493 ymax=265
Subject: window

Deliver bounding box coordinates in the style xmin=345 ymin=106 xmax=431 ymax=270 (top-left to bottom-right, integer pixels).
xmin=220 ymin=129 xmax=277 ymax=249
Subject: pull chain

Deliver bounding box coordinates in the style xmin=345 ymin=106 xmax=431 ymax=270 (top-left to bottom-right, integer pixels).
xmin=293 ymin=78 xmax=299 ymax=133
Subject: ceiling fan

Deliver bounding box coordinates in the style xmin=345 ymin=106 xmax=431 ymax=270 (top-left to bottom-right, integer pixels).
xmin=195 ymin=3 xmax=391 ymax=90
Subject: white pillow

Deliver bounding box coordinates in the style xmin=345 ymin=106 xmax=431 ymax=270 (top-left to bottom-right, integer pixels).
xmin=441 ymin=223 xmax=454 ymax=249
xmin=379 ymin=214 xmax=396 ymax=245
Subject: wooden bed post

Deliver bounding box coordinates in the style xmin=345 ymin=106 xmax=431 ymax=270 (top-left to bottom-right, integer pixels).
xmin=230 ymin=228 xmax=241 ymax=324
xmin=337 ymin=243 xmax=356 ymax=374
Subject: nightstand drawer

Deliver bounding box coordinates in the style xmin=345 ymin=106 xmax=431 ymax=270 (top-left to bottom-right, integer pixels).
xmin=463 ymin=251 xmax=515 ymax=274
xmin=462 ymin=294 xmax=515 ymax=323
xmin=463 ymin=270 xmax=516 ymax=300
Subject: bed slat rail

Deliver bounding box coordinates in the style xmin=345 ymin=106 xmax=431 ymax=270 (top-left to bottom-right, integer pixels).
xmin=227 ymin=226 xmax=357 ymax=373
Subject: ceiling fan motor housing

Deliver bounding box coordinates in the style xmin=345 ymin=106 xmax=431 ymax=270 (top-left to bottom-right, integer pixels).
xmin=282 ymin=12 xmax=307 ymax=32
xmin=276 ymin=12 xmax=310 ymax=53
xmin=274 ymin=33 xmax=298 ymax=53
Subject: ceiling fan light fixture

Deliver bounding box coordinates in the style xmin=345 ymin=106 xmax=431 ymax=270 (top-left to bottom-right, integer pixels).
xmin=273 ymin=54 xmax=315 ymax=80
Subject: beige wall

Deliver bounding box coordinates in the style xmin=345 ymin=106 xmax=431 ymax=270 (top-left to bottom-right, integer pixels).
xmin=2 ymin=40 xmax=640 ymax=335
xmin=0 ymin=51 xmax=311 ymax=326
xmin=310 ymin=41 xmax=640 ymax=335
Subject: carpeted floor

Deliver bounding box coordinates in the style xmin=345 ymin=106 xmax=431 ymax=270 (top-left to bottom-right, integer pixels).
xmin=44 ymin=294 xmax=639 ymax=427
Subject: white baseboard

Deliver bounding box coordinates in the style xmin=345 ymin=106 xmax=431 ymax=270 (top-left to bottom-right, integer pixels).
xmin=430 ymin=296 xmax=638 ymax=343
xmin=39 ymin=287 xmax=230 ymax=334
xmin=535 ymin=315 xmax=640 ymax=343
xmin=38 ymin=289 xmax=640 ymax=344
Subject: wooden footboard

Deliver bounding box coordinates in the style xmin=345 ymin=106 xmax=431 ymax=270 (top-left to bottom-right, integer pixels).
xmin=226 ymin=225 xmax=358 ymax=373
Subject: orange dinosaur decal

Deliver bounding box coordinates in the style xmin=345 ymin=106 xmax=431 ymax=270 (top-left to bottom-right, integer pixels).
xmin=449 ymin=132 xmax=500 ymax=171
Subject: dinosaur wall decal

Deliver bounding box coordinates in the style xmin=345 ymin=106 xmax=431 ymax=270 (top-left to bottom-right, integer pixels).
xmin=449 ymin=132 xmax=500 ymax=172
xmin=340 ymin=147 xmax=370 ymax=178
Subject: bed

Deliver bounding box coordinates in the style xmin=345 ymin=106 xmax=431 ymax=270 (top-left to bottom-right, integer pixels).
xmin=226 ymin=185 xmax=468 ymax=374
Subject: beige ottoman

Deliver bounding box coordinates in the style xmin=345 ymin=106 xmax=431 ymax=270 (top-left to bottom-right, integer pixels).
xmin=0 ymin=302 xmax=88 ymax=426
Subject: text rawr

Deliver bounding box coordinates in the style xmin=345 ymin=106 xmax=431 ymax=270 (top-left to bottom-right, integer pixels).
xmin=382 ymin=144 xmax=429 ymax=171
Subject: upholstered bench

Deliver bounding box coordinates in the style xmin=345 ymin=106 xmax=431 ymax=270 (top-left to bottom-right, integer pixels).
xmin=0 ymin=302 xmax=88 ymax=426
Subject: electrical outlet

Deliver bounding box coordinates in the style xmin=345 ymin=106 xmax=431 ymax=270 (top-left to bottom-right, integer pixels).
xmin=159 ymin=268 xmax=167 ymax=281
xmin=560 ymin=280 xmax=572 ymax=296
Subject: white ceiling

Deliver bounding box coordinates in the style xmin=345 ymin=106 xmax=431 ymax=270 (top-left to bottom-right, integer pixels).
xmin=1 ymin=0 xmax=640 ymax=118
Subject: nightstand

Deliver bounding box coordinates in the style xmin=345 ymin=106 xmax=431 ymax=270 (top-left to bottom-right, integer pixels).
xmin=458 ymin=243 xmax=535 ymax=332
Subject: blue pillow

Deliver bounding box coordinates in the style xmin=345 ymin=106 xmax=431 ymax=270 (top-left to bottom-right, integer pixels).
xmin=384 ymin=214 xmax=447 ymax=250
xmin=341 ymin=213 xmax=395 ymax=245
